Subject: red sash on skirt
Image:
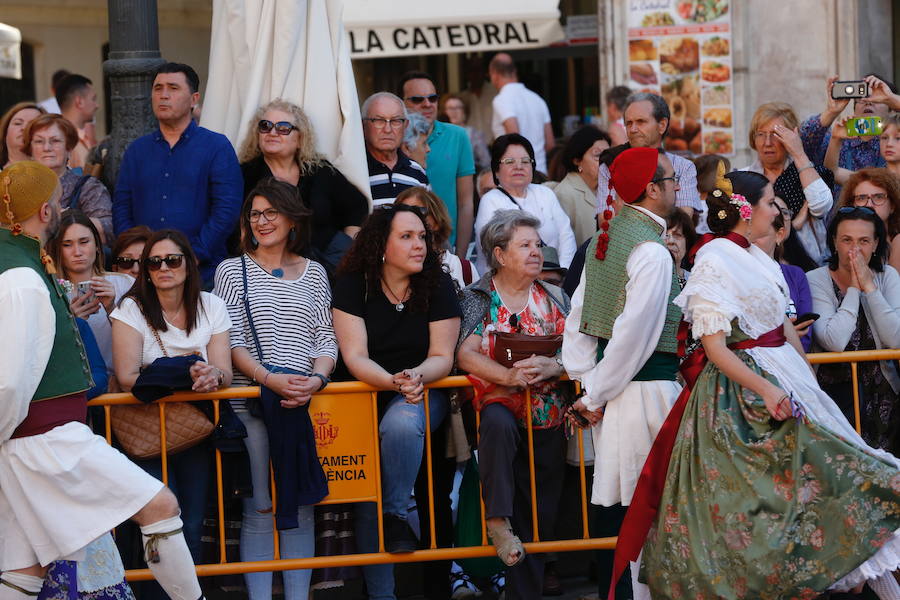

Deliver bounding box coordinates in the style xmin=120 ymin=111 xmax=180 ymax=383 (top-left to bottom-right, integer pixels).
xmin=11 ymin=392 xmax=88 ymax=439
xmin=608 ymin=324 xmax=786 ymax=599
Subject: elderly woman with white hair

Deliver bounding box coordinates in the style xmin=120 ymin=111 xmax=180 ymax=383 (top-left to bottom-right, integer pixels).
xmin=239 ymin=98 xmax=369 ymax=274
xmin=456 ymin=209 xmax=571 ymax=600
xmin=402 ymin=111 xmax=432 ymax=169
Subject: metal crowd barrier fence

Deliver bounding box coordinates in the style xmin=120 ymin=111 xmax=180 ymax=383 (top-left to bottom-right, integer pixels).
xmin=85 ymin=349 xmax=896 ymax=580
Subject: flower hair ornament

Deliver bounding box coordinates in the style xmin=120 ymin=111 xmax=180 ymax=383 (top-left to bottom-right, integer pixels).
xmin=711 ymin=161 xmax=751 ymax=222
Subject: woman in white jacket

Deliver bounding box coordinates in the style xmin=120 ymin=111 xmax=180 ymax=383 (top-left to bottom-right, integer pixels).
xmin=474 ymin=134 xmax=576 ymax=274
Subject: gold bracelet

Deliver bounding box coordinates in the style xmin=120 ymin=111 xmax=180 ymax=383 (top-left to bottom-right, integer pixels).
xmin=251 ymin=364 xmax=263 ymax=383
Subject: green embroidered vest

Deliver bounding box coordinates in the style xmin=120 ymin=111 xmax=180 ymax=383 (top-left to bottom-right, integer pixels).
xmin=0 ymin=228 xmax=92 ymax=401
xmin=580 ymin=205 xmax=682 ymax=357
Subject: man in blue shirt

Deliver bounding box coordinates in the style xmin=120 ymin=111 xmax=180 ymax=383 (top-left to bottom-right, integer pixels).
xmin=400 ymin=72 xmax=475 ymax=256
xmin=113 ymin=62 xmax=242 ymax=283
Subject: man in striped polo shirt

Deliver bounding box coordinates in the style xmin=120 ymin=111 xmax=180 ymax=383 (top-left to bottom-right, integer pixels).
xmin=362 ymin=92 xmax=429 ymax=206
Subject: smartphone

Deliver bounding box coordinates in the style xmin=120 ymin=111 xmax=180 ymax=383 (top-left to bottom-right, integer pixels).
xmin=795 ymin=312 xmax=820 ymax=324
xmin=831 ymin=80 xmax=868 ymax=99
xmin=76 ymin=280 xmax=95 ymax=302
xmin=846 ymin=117 xmax=884 ymax=137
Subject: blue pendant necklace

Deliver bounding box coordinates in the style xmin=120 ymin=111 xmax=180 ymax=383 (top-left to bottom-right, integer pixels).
xmin=271 ymin=268 xmax=284 ymax=278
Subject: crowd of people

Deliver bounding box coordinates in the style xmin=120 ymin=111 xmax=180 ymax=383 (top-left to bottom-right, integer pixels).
xmin=3 ymin=52 xmax=900 ymax=600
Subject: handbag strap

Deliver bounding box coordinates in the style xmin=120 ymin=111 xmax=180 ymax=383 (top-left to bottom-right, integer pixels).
xmin=145 ymin=314 xmax=170 ymax=358
xmin=241 ymin=255 xmax=266 ymax=361
xmin=496 ymin=186 xmax=522 ymax=209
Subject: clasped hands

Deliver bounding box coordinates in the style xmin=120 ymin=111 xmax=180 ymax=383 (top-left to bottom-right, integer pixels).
xmin=261 ymin=371 xmax=321 ymax=408
xmin=392 ymin=369 xmax=425 ymax=404
xmin=189 ymin=361 xmax=222 ymax=394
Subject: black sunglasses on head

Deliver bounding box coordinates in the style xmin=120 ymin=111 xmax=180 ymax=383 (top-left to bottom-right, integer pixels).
xmin=145 ymin=254 xmax=185 ymax=271
xmin=838 ymin=206 xmax=877 ymax=216
xmin=258 ymin=120 xmax=297 ymax=135
xmin=377 ymin=203 xmax=427 ymax=217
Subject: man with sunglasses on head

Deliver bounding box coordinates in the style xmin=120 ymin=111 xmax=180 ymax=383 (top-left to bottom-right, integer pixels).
xmin=113 ymin=62 xmax=243 ymax=287
xmin=800 ymin=74 xmax=900 ymax=201
xmin=362 ymin=91 xmax=430 ymax=208
xmin=399 ymin=71 xmax=476 ymax=257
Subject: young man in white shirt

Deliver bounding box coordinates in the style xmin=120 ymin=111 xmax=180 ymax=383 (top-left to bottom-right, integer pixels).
xmin=488 ymin=53 xmax=554 ymax=173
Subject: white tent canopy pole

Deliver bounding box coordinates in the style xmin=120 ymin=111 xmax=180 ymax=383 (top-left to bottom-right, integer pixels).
xmin=0 ymin=23 xmax=23 ymax=80
xmin=342 ymin=0 xmax=564 ymax=58
xmin=202 ymin=0 xmax=371 ymax=203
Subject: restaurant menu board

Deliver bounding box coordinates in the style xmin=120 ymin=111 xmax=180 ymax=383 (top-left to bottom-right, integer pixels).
xmin=626 ymin=0 xmax=734 ymax=156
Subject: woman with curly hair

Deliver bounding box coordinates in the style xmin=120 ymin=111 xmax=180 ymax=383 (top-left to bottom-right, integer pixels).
xmin=331 ymin=204 xmax=461 ymax=596
xmin=239 ymin=98 xmax=369 ymax=272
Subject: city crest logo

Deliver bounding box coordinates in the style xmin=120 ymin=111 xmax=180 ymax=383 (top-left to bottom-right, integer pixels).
xmin=313 ymin=411 xmax=339 ymax=447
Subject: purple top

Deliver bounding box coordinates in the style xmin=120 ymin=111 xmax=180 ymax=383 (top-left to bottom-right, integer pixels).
xmin=781 ymin=263 xmax=813 ymax=351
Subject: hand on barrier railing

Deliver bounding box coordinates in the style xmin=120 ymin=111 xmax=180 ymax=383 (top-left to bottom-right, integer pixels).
xmin=393 ymin=369 xmax=424 ymax=404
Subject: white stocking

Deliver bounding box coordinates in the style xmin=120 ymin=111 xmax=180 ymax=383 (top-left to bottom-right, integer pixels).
xmin=140 ymin=515 xmax=203 ymax=600
xmin=0 ymin=573 xmax=43 ymax=599
xmin=869 ymin=572 xmax=900 ymax=600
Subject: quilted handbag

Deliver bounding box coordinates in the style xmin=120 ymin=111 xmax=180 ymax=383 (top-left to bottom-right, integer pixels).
xmin=111 ymin=321 xmax=214 ymax=460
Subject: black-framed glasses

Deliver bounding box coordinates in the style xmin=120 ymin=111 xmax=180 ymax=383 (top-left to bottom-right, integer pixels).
xmin=145 ymin=254 xmax=185 ymax=271
xmin=376 ymin=203 xmax=427 ymax=217
xmin=852 ymin=192 xmax=889 ymax=206
xmin=258 ymin=120 xmax=297 ymax=135
xmin=405 ymin=94 xmax=439 ymax=105
xmin=113 ymin=256 xmax=140 ymax=270
xmin=838 ymin=206 xmax=877 ymax=216
xmin=248 ymin=208 xmax=280 ymax=223
xmin=364 ymin=117 xmax=408 ymax=130
xmin=652 ymin=175 xmax=680 ymax=185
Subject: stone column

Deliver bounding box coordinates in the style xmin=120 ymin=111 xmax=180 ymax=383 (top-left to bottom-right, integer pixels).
xmin=102 ymin=0 xmax=165 ymax=190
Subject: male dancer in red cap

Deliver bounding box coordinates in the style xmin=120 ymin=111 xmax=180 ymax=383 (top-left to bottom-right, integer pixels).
xmin=562 ymin=146 xmax=682 ymax=600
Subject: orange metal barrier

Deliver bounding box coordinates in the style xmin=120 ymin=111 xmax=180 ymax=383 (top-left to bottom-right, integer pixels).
xmin=86 ymin=349 xmax=895 ymax=580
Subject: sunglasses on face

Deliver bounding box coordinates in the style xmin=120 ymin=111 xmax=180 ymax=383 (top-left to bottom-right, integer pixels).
xmin=258 ymin=120 xmax=297 ymax=135
xmin=406 ymin=94 xmax=439 ymax=105
xmin=113 ymin=256 xmax=140 ymax=270
xmin=145 ymin=254 xmax=185 ymax=271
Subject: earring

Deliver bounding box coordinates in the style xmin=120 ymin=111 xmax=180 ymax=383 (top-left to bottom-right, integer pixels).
xmin=578 ymin=167 xmax=583 ymax=173
xmin=382 ymin=255 xmax=385 ymax=263
xmin=250 ymin=235 xmax=259 ymax=248
xmin=288 ymin=228 xmax=296 ymax=242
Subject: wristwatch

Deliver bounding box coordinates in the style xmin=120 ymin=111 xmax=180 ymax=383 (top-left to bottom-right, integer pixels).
xmin=555 ymin=355 xmax=565 ymax=371
xmin=311 ymin=372 xmax=330 ymax=391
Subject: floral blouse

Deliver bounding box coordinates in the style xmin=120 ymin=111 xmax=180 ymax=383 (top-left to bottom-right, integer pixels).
xmin=470 ymin=280 xmax=568 ymax=428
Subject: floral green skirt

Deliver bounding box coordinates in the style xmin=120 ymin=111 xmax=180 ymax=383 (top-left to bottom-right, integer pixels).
xmin=641 ymin=350 xmax=900 ymax=600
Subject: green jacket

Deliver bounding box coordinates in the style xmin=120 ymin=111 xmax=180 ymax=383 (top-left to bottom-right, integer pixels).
xmin=0 ymin=228 xmax=92 ymax=401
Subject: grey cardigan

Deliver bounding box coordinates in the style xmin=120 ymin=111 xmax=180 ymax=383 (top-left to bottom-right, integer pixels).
xmin=457 ymin=271 xmax=571 ymax=351
xmin=807 ymin=265 xmax=900 ymax=393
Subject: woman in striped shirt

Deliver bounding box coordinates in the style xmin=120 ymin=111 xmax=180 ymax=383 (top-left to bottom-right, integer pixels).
xmin=214 ymin=178 xmax=337 ymax=600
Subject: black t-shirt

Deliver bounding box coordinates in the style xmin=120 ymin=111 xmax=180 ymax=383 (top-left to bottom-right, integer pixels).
xmin=241 ymin=155 xmax=370 ymax=252
xmin=331 ymin=270 xmax=462 ymax=376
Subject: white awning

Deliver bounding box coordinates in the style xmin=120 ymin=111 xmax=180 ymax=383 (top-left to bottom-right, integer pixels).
xmin=0 ymin=23 xmax=22 ymax=80
xmin=343 ymin=0 xmax=565 ymax=58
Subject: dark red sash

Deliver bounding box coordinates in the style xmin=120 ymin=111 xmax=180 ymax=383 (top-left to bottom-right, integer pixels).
xmin=608 ymin=324 xmax=786 ymax=599
xmin=10 ymin=392 xmax=87 ymax=439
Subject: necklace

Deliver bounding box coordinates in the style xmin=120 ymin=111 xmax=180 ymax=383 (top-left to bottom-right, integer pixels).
xmin=162 ymin=304 xmax=183 ymax=322
xmin=382 ymin=278 xmax=410 ymax=312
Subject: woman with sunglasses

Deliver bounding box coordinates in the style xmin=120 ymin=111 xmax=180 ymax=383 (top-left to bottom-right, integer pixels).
xmin=473 ymin=134 xmax=575 ymax=274
xmin=48 ymin=211 xmax=135 ymax=385
xmin=835 ymin=167 xmax=900 ymax=273
xmin=238 ymin=99 xmax=369 ymax=274
xmin=808 ymin=206 xmax=900 ymax=455
xmin=213 ymin=178 xmax=336 ymax=600
xmin=110 ymin=229 xmax=232 ymax=564
xmin=110 ymin=225 xmax=154 ymax=278
xmin=332 ymin=204 xmax=461 ymax=597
